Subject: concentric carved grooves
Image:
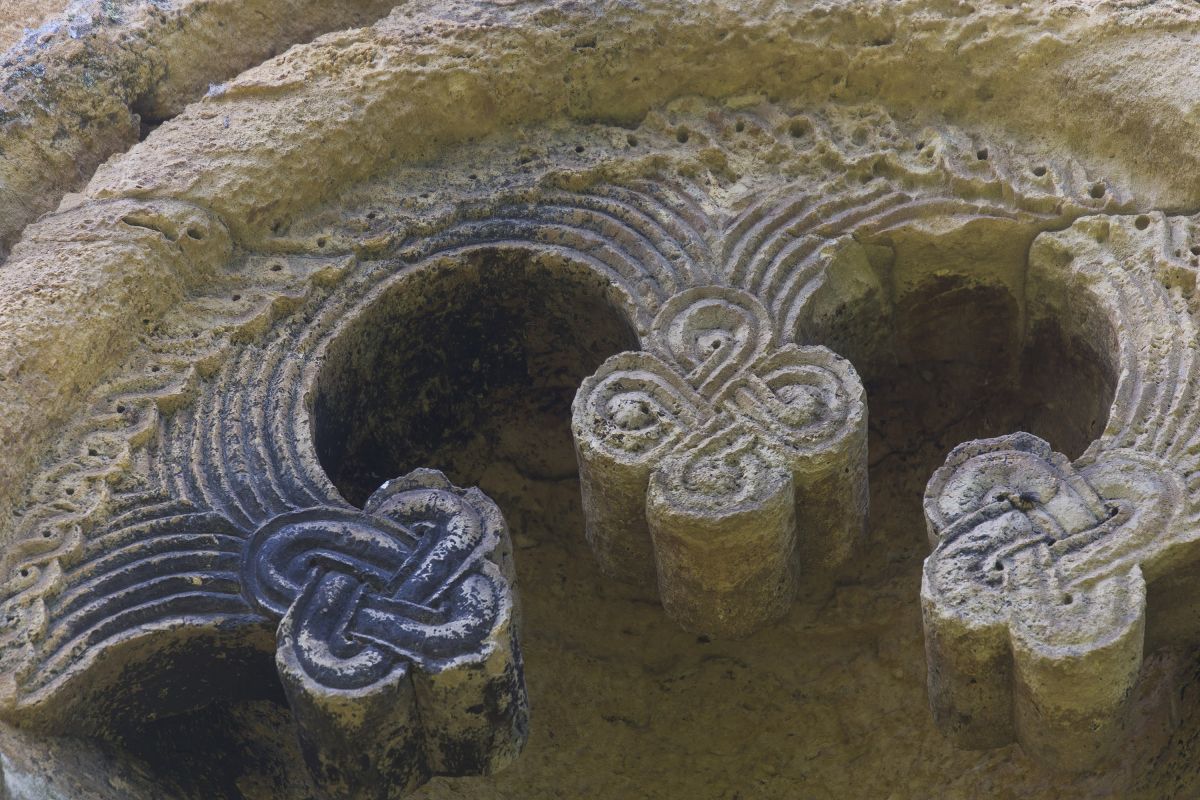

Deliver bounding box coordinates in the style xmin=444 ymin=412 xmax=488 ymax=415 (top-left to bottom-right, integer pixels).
xmin=574 ymin=286 xmax=867 ymax=636
xmin=0 ymin=102 xmax=1136 ymax=779
xmin=720 ymin=344 xmax=869 ymax=571
xmin=572 ymin=350 xmax=710 ymax=584
xmin=0 ymin=242 xmax=531 ymax=795
xmin=920 ymin=212 xmax=1200 ymax=771
xmin=4 ymin=464 xmax=526 ymax=799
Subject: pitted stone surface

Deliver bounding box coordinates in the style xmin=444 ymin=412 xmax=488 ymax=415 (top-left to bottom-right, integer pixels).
xmin=0 ymin=91 xmax=1151 ymax=790
xmin=921 ymin=211 xmax=1200 ymax=771
xmin=0 ymin=0 xmax=403 ymax=262
xmin=0 ymin=462 xmax=526 ymax=799
xmin=574 ymin=285 xmax=867 ymax=636
xmin=8 ymin=1 xmax=1200 ymax=797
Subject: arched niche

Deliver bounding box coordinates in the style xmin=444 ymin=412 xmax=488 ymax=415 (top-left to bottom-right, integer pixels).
xmin=312 ymin=246 xmax=642 ymax=535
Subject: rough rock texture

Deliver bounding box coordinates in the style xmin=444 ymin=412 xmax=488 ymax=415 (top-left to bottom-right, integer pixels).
xmin=0 ymin=1 xmax=63 ymax=53
xmin=6 ymin=0 xmax=1200 ymax=798
xmin=0 ymin=0 xmax=402 ymax=261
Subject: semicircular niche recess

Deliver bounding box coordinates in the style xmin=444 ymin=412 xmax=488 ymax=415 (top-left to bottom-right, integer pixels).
xmin=3 ymin=99 xmax=1199 ymax=797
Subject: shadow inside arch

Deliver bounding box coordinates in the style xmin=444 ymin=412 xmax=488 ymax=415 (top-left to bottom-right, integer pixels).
xmin=796 ymin=215 xmax=1120 ymax=572
xmin=312 ymin=246 xmax=641 ymax=540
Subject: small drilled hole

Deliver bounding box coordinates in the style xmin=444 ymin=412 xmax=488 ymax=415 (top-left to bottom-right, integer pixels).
xmin=87 ymin=448 xmax=98 ymax=457
xmin=976 ymin=148 xmax=989 ymax=160
xmin=231 ymin=294 xmax=241 ymax=302
xmin=676 ymin=129 xmax=690 ymax=144
xmin=270 ymin=263 xmax=283 ymax=272
xmin=626 ymin=134 xmax=638 ymax=147
xmin=789 ymin=119 xmax=809 ymax=139
xmin=150 ymin=365 xmax=160 ymax=372
xmin=1062 ymin=593 xmax=1074 ymax=605
xmin=1191 ymin=246 xmax=1200 ymax=257
xmin=1135 ymin=215 xmax=1151 ymax=230
xmin=185 ymin=227 xmax=203 ymax=240
xmin=316 ymin=238 xmax=327 ymax=248
xmin=65 ymin=488 xmax=74 ymax=496
xmin=574 ymin=145 xmax=585 ymax=153
xmin=1089 ymin=183 xmax=1106 ymax=199
xmin=734 ymin=120 xmax=745 ymax=133
xmin=1032 ymin=165 xmax=1047 ymax=177
xmin=19 ymin=569 xmax=29 ymax=578
xmin=41 ymin=531 xmax=52 ymax=538
xmin=116 ymin=404 xmax=126 ymax=414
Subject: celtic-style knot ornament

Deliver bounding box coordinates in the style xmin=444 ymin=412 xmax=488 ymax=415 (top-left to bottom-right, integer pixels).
xmin=0 ymin=468 xmax=527 ymax=800
xmin=573 ymin=286 xmax=867 ymax=636
xmin=8 ymin=136 xmax=1189 ymax=783
xmin=243 ymin=472 xmax=525 ymax=798
xmin=922 ymin=433 xmax=1179 ymax=770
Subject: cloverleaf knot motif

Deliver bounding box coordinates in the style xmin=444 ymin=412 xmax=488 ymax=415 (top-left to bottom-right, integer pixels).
xmin=572 ymin=285 xmax=867 ymax=636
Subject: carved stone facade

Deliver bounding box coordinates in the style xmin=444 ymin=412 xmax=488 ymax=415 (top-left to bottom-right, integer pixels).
xmin=8 ymin=1 xmax=1200 ymax=798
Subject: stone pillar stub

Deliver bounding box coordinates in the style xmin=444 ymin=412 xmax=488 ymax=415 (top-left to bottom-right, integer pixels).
xmin=572 ymin=285 xmax=869 ymax=637
xmin=0 ymin=466 xmax=528 ymax=800
xmin=922 ymin=433 xmax=1157 ymax=771
xmin=572 ymin=351 xmax=711 ymax=587
xmin=245 ymin=469 xmax=528 ymax=798
xmin=647 ymin=418 xmax=797 ymax=636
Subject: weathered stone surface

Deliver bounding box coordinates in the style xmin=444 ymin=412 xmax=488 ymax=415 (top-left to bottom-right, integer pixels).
xmin=921 ymin=211 xmax=1200 ymax=772
xmin=0 ymin=1 xmax=61 ymax=53
xmin=0 ymin=0 xmax=401 ymax=261
xmin=0 ymin=301 xmax=529 ymax=793
xmin=10 ymin=0 xmax=1200 ymax=797
xmin=574 ymin=285 xmax=867 ymax=636
xmin=0 ymin=87 xmax=1142 ymax=791
xmin=259 ymin=472 xmax=526 ymax=799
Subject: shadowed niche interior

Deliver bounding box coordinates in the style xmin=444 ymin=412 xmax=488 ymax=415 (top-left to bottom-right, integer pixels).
xmin=797 ymin=217 xmax=1120 ymax=495
xmin=113 ymin=248 xmax=644 ymax=799
xmin=312 ymin=247 xmax=640 ymax=530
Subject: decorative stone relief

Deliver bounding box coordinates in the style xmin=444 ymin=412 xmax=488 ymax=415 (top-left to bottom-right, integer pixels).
xmin=919 ymin=211 xmax=1200 ymax=771
xmin=0 ymin=93 xmax=1179 ymax=793
xmin=0 ymin=332 xmax=528 ymax=800
xmin=573 ymin=286 xmax=866 ymax=636
xmin=11 ymin=0 xmax=1200 ymax=794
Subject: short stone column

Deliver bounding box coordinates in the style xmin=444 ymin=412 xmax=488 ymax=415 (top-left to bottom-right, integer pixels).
xmin=573 ymin=286 xmax=868 ymax=637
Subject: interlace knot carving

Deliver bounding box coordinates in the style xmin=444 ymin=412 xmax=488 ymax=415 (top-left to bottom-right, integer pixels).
xmin=243 ymin=471 xmax=524 ymax=799
xmin=0 ymin=469 xmax=527 ymax=800
xmin=243 ymin=482 xmax=503 ymax=690
xmin=922 ymin=433 xmax=1179 ymax=771
xmin=572 ymin=286 xmax=867 ymax=636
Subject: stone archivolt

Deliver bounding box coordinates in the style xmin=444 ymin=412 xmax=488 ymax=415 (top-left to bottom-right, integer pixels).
xmin=1 ymin=446 xmax=526 ymax=799
xmin=2 ymin=87 xmax=1199 ymax=794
